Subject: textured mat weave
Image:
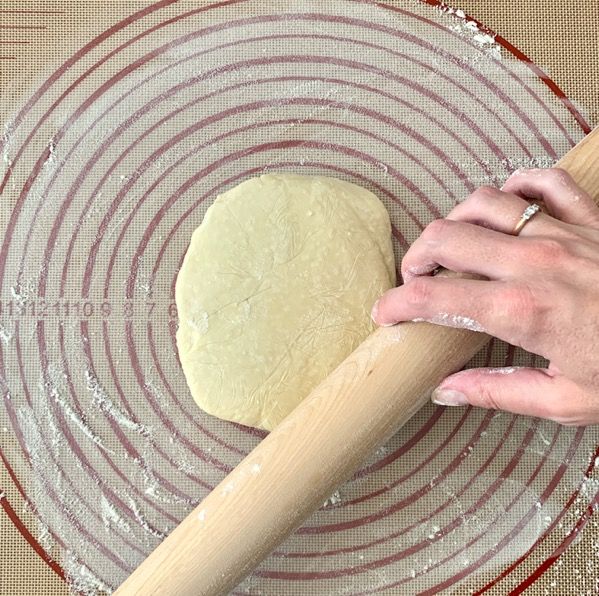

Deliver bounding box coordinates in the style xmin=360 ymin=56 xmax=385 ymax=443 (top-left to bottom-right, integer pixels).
xmin=1 ymin=1 xmax=597 ymax=594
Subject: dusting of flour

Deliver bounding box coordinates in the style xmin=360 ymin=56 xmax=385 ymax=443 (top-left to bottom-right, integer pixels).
xmin=0 ymin=0 xmax=594 ymax=593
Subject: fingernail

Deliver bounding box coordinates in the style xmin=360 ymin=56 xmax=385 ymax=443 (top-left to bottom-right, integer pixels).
xmin=432 ymin=388 xmax=469 ymax=406
xmin=371 ymin=299 xmax=379 ymax=323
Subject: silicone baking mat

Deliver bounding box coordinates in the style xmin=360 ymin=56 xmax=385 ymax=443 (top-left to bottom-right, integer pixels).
xmin=1 ymin=1 xmax=598 ymax=594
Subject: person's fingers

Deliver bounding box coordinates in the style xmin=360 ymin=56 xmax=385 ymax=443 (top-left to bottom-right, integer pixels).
xmin=445 ymin=185 xmax=562 ymax=237
xmin=401 ymin=218 xmax=536 ymax=284
xmin=431 ymin=367 xmax=597 ymax=426
xmin=501 ymin=168 xmax=599 ymax=228
xmin=372 ymin=276 xmax=548 ymax=350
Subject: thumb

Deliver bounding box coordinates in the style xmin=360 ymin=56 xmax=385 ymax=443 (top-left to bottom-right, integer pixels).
xmin=431 ymin=367 xmax=588 ymax=425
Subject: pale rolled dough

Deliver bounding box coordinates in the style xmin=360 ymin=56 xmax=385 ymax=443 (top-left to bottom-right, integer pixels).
xmin=176 ymin=173 xmax=396 ymax=431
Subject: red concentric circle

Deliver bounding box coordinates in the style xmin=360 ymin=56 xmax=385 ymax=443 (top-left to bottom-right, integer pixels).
xmin=0 ymin=1 xmax=596 ymax=594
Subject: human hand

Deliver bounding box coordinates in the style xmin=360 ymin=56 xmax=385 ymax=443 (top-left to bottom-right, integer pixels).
xmin=371 ymin=168 xmax=599 ymax=426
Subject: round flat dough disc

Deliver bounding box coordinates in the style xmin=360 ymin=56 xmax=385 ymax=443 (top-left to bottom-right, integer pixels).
xmin=176 ymin=173 xmax=396 ymax=431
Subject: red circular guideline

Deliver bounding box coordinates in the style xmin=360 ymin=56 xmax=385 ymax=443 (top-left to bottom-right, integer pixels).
xmin=0 ymin=1 xmax=596 ymax=594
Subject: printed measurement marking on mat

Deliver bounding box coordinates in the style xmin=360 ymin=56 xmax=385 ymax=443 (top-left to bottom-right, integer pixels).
xmin=0 ymin=300 xmax=178 ymax=319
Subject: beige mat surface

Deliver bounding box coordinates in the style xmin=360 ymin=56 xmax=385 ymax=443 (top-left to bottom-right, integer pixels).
xmin=1 ymin=1 xmax=597 ymax=594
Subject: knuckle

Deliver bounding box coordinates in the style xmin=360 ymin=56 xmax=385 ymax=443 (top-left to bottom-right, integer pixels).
xmin=547 ymin=167 xmax=573 ymax=186
xmin=424 ymin=218 xmax=452 ymax=242
xmin=499 ymin=284 xmax=532 ymax=314
xmin=400 ymin=249 xmax=417 ymax=272
xmin=519 ymin=285 xmax=547 ymax=322
xmin=512 ymin=286 xmax=536 ymax=318
xmin=404 ymin=276 xmax=434 ymax=306
xmin=515 ymin=167 xmax=535 ymax=176
xmin=376 ymin=292 xmax=394 ymax=316
xmin=471 ymin=185 xmax=499 ymax=203
xmin=455 ymin=187 xmax=502 ymax=228
xmin=530 ymin=237 xmax=570 ymax=265
xmin=475 ymin=385 xmax=501 ymax=410
xmin=500 ymin=283 xmax=549 ymax=333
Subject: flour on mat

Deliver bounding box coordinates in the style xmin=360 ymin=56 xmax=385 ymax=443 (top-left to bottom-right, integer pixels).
xmin=125 ymin=494 xmax=166 ymax=540
xmin=536 ymin=429 xmax=552 ymax=447
xmin=135 ymin=279 xmax=152 ymax=296
xmin=45 ymin=365 xmax=114 ymax=454
xmin=2 ymin=1 xmax=593 ymax=593
xmin=20 ymin=375 xmax=166 ymax=589
xmin=85 ymin=370 xmax=151 ymax=437
xmin=457 ymin=155 xmax=559 ymax=190
xmin=10 ymin=279 xmax=37 ymax=308
xmin=438 ymin=4 xmax=501 ymax=60
xmin=504 ymin=155 xmax=557 ymax=171
xmin=144 ymin=378 xmax=170 ymax=410
xmin=133 ymin=254 xmax=153 ymax=297
xmin=44 ymin=138 xmax=57 ymax=167
xmin=0 ymin=323 xmax=12 ymax=345
xmin=63 ymin=551 xmax=113 ymax=596
xmin=37 ymin=520 xmax=56 ymax=553
xmin=174 ymin=455 xmax=198 ymax=475
xmin=1 ymin=122 xmax=15 ymax=167
xmin=131 ymin=454 xmax=193 ymax=506
xmin=101 ymin=494 xmax=131 ymax=534
xmin=323 ymin=490 xmax=342 ymax=508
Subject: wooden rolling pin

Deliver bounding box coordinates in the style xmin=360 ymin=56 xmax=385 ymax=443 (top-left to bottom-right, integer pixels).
xmin=116 ymin=126 xmax=599 ymax=595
